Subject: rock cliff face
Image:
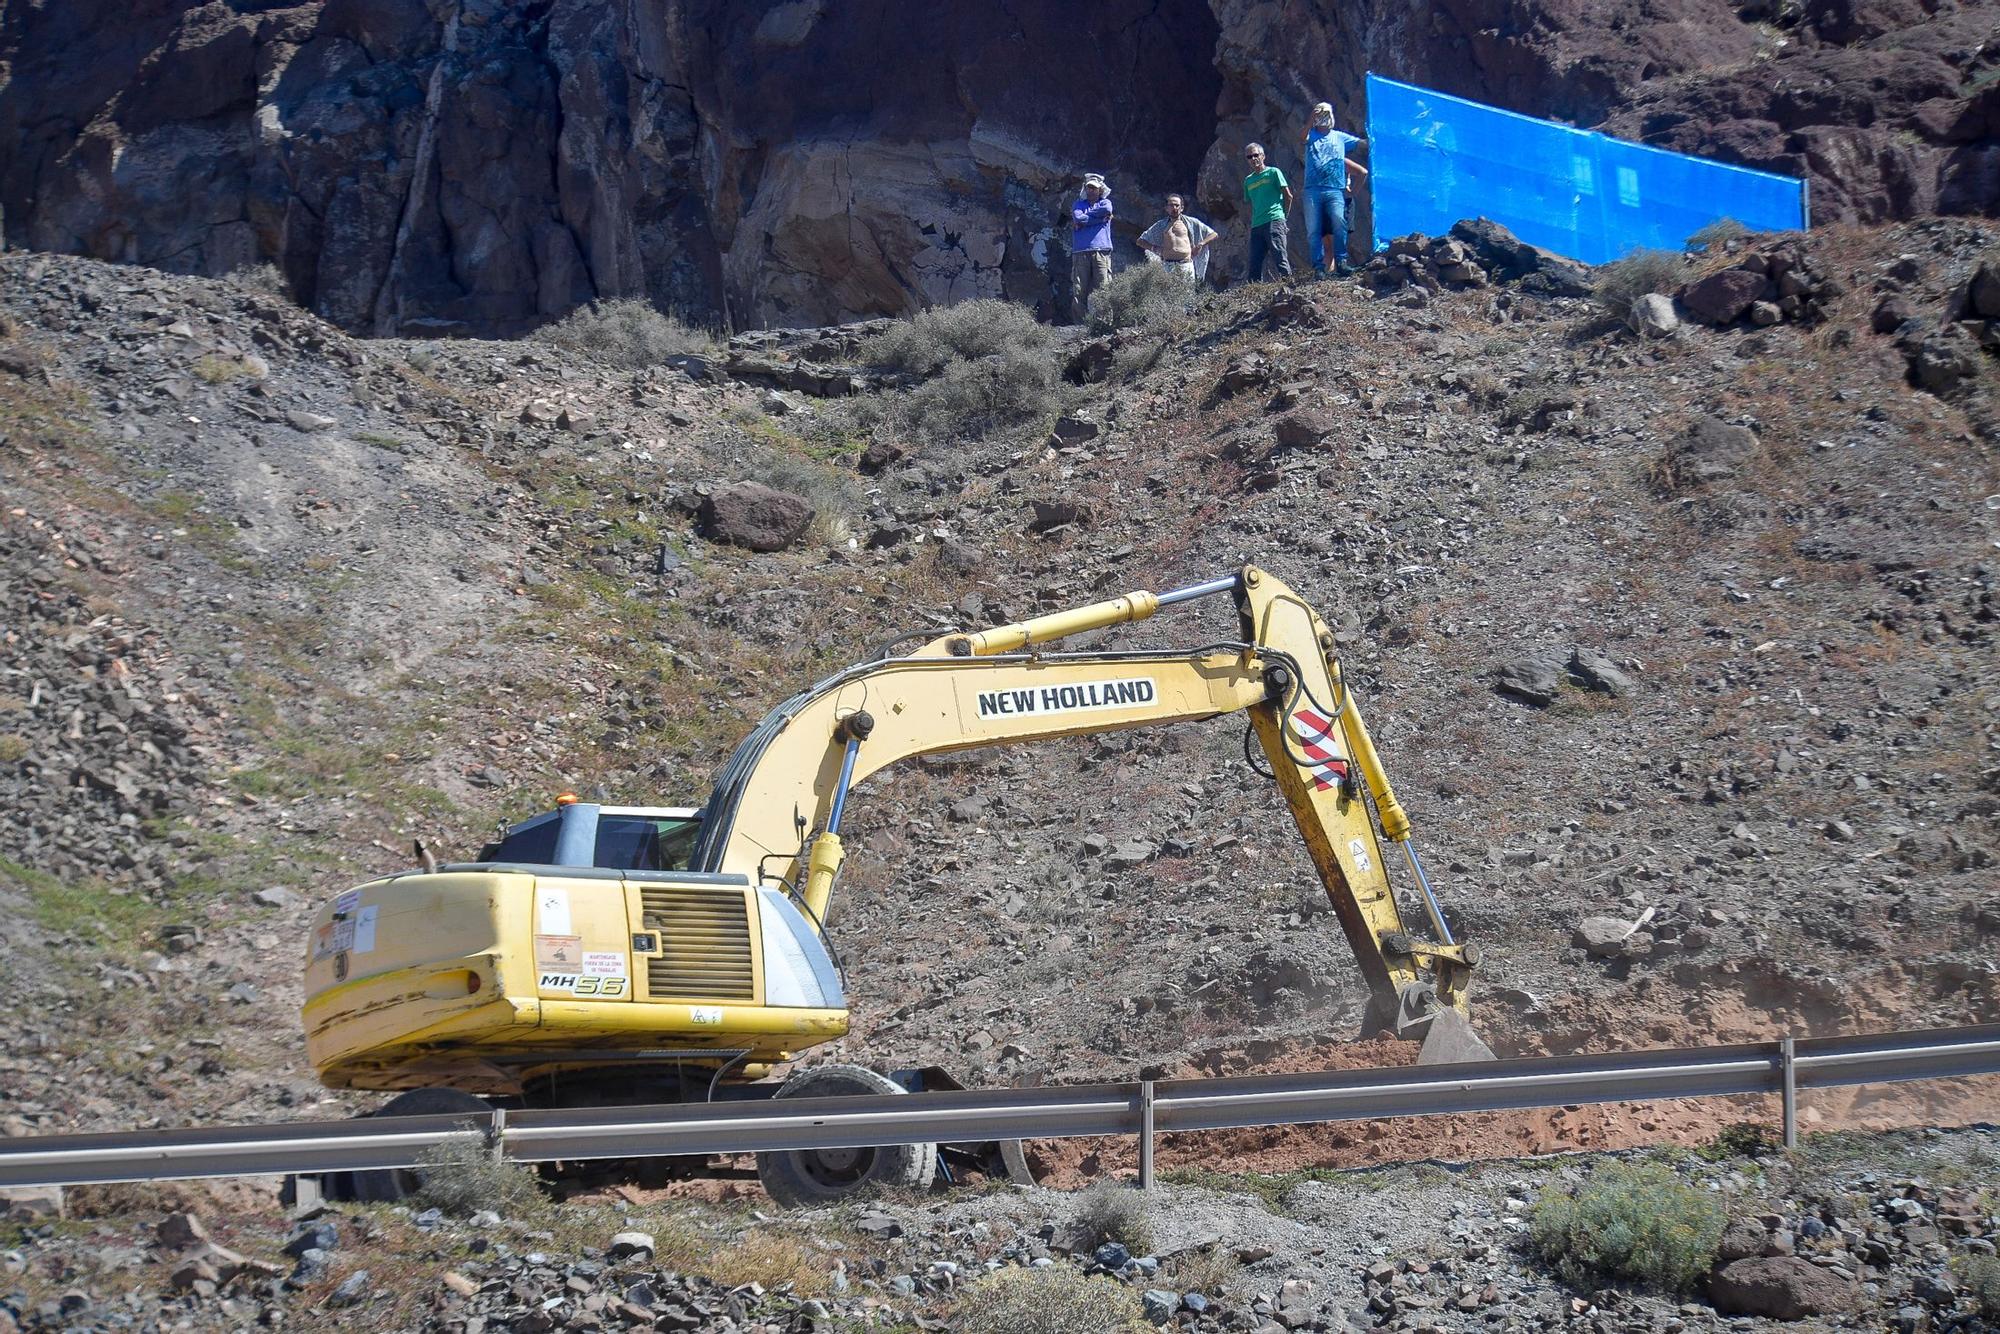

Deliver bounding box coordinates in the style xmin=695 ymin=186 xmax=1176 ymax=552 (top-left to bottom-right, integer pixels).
xmin=3 ymin=0 xmax=1993 ymax=333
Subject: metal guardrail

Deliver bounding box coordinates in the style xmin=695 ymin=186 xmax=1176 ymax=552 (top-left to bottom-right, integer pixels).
xmin=3 ymin=1023 xmax=1997 ymax=1190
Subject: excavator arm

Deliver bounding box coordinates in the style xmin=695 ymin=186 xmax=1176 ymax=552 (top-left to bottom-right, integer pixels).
xmin=688 ymin=565 xmax=1489 ymax=1058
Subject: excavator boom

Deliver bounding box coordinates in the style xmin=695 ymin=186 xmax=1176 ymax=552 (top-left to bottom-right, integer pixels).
xmin=690 ymin=564 xmax=1485 ymax=1054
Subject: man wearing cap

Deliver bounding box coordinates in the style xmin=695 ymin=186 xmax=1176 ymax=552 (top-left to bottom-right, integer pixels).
xmin=1069 ymin=173 xmax=1114 ymax=322
xmin=1241 ymin=143 xmax=1294 ymax=282
xmin=1301 ymin=102 xmax=1367 ymax=277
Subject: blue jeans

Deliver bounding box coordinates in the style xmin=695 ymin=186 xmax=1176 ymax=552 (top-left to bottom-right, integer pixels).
xmin=1304 ymin=191 xmax=1347 ymax=269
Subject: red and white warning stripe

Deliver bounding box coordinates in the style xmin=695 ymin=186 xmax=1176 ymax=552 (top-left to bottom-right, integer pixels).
xmin=1289 ymin=705 xmax=1351 ymax=792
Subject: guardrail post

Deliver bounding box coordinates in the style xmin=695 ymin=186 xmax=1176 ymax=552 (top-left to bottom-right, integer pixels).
xmin=1779 ymin=1037 xmax=1797 ymax=1150
xmin=1137 ymin=1081 xmax=1155 ymax=1191
xmin=490 ymin=1107 xmax=508 ymax=1164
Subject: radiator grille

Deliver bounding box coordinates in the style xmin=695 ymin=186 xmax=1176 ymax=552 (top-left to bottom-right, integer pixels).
xmin=638 ymin=886 xmax=755 ymax=1002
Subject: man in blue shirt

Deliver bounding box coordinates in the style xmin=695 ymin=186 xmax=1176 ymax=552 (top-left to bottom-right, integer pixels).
xmin=1069 ymin=173 xmax=1114 ymax=323
xmin=1301 ymin=102 xmax=1367 ymax=277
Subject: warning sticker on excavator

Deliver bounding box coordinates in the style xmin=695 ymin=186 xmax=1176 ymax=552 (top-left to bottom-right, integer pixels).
xmin=975 ymin=677 xmax=1155 ymax=720
xmin=581 ymin=951 xmax=626 ymax=977
xmin=535 ymin=934 xmax=583 ymax=969
xmin=1290 ymin=706 xmax=1352 ymax=792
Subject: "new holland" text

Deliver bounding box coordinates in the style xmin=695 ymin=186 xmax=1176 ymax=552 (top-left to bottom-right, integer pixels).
xmin=975 ymin=677 xmax=1157 ymax=719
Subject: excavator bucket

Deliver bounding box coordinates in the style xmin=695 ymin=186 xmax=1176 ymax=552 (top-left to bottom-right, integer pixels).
xmin=1415 ymin=1008 xmax=1496 ymax=1065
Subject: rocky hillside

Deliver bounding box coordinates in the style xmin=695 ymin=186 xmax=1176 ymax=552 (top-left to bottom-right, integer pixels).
xmin=2 ymin=0 xmax=1995 ymax=334
xmin=2 ymin=211 xmax=1997 ymax=1148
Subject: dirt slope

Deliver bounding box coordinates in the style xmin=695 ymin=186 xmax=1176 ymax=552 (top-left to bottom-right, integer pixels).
xmin=1 ymin=222 xmax=1997 ymax=1159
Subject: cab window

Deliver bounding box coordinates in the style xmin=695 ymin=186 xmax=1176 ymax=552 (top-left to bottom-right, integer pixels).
xmin=594 ymin=816 xmax=701 ymax=871
xmin=483 ymin=816 xmax=559 ymax=865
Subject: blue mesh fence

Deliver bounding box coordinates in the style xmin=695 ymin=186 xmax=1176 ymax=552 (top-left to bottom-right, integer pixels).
xmin=1365 ymin=74 xmax=1807 ymax=265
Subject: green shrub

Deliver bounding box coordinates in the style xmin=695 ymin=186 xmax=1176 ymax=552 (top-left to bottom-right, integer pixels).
xmin=1697 ymin=1121 xmax=1781 ymax=1161
xmin=1086 ymin=263 xmax=1201 ymax=334
xmin=898 ymin=346 xmax=1063 ymax=443
xmin=1070 ymin=1179 xmax=1155 ymax=1255
xmin=1957 ymin=1254 xmax=2000 ymax=1319
xmin=953 ymin=1263 xmax=1149 ymax=1334
xmin=537 ymin=298 xmax=718 ymax=368
xmin=1592 ymin=249 xmax=1686 ymax=325
xmin=1528 ymin=1161 xmax=1725 ymax=1292
xmin=410 ymin=1133 xmax=546 ymax=1218
xmin=867 ymin=299 xmax=1051 ymax=376
xmin=1687 ymin=218 xmax=1752 ymax=251
xmin=865 ymin=300 xmax=1064 ymax=443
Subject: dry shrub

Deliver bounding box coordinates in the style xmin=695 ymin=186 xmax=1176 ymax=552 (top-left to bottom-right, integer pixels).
xmin=409 ymin=1134 xmax=546 ymax=1218
xmin=868 ymin=299 xmax=1049 ymax=375
xmin=1687 ymin=218 xmax=1753 ymax=251
xmin=1592 ymin=249 xmax=1686 ymax=324
xmin=746 ymin=444 xmax=862 ymax=544
xmin=953 ymin=1263 xmax=1149 ymax=1334
xmin=192 ymin=353 xmax=254 ymax=385
xmin=1168 ymin=1244 xmax=1243 ymax=1295
xmin=537 ymin=298 xmax=718 ymax=368
xmin=696 ymin=1229 xmax=838 ymax=1296
xmin=65 ymin=1181 xmax=185 ymax=1217
xmin=227 ymin=263 xmax=293 ymax=301
xmin=1957 ymin=1254 xmax=2000 ymax=1319
xmin=1069 ymin=1179 xmax=1155 ymax=1255
xmin=865 ymin=300 xmax=1063 ymax=443
xmin=1087 ymin=263 xmax=1202 ymax=334
xmin=1528 ymin=1161 xmax=1724 ymax=1292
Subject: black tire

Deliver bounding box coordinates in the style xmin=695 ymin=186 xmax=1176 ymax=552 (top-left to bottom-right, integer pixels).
xmin=755 ymin=1065 xmax=937 ymax=1209
xmin=316 ymin=1087 xmax=492 ymax=1203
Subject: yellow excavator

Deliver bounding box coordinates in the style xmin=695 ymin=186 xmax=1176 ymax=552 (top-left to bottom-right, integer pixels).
xmin=299 ymin=565 xmax=1489 ymax=1204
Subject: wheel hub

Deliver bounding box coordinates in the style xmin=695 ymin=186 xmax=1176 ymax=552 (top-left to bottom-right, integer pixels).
xmin=798 ymin=1144 xmax=874 ymax=1187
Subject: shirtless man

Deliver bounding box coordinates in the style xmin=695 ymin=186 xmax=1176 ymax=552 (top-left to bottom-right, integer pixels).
xmin=1136 ymin=194 xmax=1220 ymax=284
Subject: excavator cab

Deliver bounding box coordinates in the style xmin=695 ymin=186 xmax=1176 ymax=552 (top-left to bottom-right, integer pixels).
xmin=476 ymin=803 xmax=703 ymax=873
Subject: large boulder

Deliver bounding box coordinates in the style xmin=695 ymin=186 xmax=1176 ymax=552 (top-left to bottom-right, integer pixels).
xmin=1970 ymin=260 xmax=2000 ymax=319
xmin=1908 ymin=324 xmax=1982 ymax=394
xmin=698 ymin=482 xmax=815 ymax=552
xmin=1681 ymin=268 xmax=1772 ymax=325
xmin=1708 ymin=1257 xmax=1857 ymax=1320
xmin=1662 ymin=416 xmax=1760 ymax=487
xmin=1630 ymin=293 xmax=1678 ymax=337
xmin=1448 ymin=218 xmax=1590 ymax=297
xmin=1573 ymin=916 xmax=1635 ymax=958
xmin=1493 ymin=658 xmax=1560 ymax=706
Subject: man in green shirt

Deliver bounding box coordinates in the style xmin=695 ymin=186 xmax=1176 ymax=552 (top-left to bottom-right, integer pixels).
xmin=1242 ymin=143 xmax=1295 ymax=281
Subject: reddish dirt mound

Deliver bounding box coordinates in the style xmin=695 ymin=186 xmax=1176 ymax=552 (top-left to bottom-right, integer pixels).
xmin=1025 ymin=1035 xmax=2000 ymax=1188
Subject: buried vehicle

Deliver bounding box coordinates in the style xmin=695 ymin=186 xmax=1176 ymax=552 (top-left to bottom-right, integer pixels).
xmin=299 ymin=565 xmax=1490 ymax=1204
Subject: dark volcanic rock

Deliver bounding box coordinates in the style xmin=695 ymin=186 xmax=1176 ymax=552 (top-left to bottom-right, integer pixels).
xmin=3 ymin=1 xmax=1994 ymax=334
xmin=1967 ymin=260 xmax=2000 ymax=320
xmin=1663 ymin=415 xmax=1761 ymax=486
xmin=0 ymin=0 xmax=1221 ymax=333
xmin=1682 ymin=268 xmax=1772 ymax=326
xmin=1907 ymin=324 xmax=1983 ymax=394
xmin=1708 ymin=1256 xmax=1857 ymax=1320
xmin=699 ymin=482 xmax=815 ymax=552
